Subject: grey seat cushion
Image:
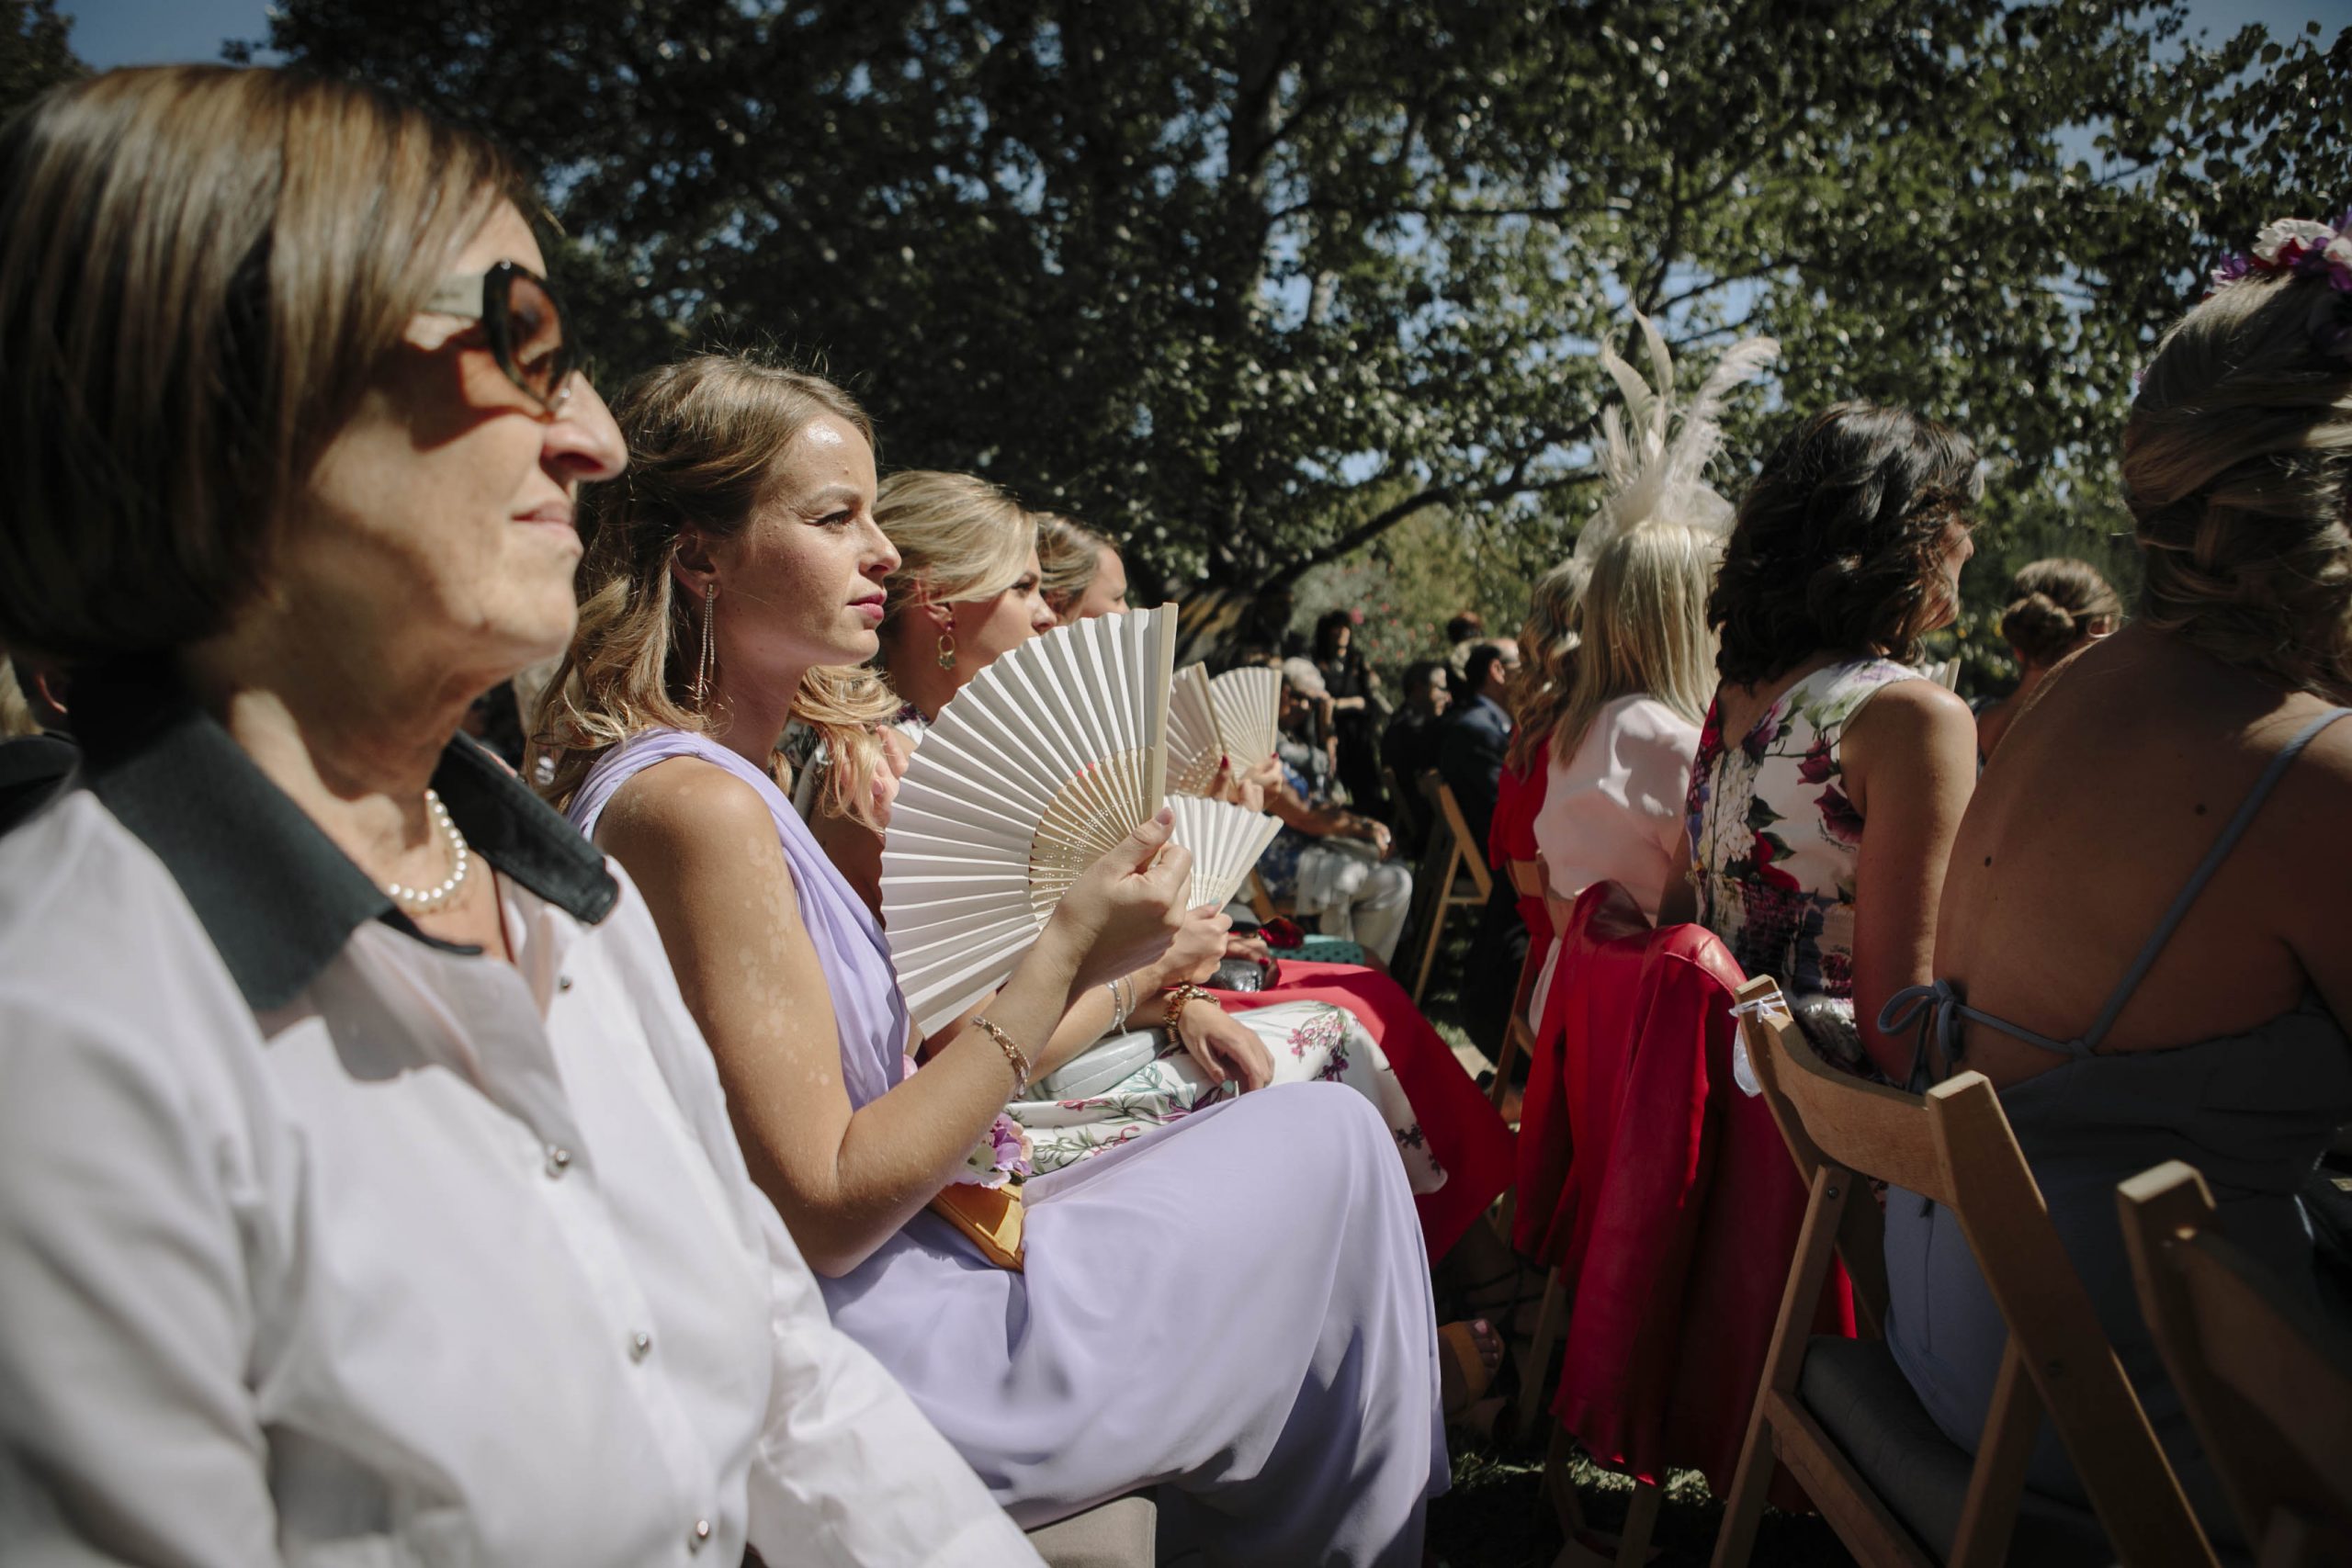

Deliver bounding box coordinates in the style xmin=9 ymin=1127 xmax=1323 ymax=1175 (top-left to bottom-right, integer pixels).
xmin=1796 ymin=1336 xmax=2114 ymax=1566
xmin=1025 ymin=1492 xmax=1157 ymax=1568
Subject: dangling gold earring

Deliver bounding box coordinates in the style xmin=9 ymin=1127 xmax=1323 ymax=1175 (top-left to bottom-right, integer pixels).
xmin=695 ymin=582 xmax=718 ymax=705
xmin=936 ymin=630 xmax=956 ymax=671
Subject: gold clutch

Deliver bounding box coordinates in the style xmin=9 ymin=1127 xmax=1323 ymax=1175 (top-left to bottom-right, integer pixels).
xmin=928 ymin=1182 xmax=1025 ymax=1270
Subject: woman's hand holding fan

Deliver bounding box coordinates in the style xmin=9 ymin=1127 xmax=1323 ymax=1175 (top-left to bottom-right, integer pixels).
xmin=1035 ymin=806 xmax=1196 ymax=993
xmin=1136 ymin=902 xmax=1234 ymax=990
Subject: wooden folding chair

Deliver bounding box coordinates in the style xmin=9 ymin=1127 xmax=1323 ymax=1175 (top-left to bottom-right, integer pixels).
xmin=2120 ymin=1160 xmax=2352 ymax=1566
xmin=1484 ymin=857 xmax=1550 ymax=1112
xmin=1712 ymin=976 xmax=2213 ymax=1568
xmin=1404 ymin=782 xmax=1493 ymax=1005
xmin=1243 ymin=868 xmax=1289 ymax=924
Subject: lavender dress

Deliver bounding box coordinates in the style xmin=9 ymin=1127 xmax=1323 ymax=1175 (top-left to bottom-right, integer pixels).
xmin=570 ymin=730 xmax=1445 ymax=1563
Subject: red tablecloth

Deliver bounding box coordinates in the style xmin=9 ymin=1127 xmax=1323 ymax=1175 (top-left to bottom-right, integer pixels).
xmin=1213 ymin=960 xmax=1515 ymax=1261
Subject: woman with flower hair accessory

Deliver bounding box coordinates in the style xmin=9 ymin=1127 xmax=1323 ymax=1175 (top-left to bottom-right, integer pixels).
xmin=1669 ymin=400 xmax=1984 ymax=1082
xmin=1873 ymin=215 xmax=2352 ymax=1548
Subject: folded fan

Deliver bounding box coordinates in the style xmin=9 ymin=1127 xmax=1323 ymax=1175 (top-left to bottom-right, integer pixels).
xmin=1166 ymin=663 xmax=1226 ymax=795
xmin=1165 ymin=795 xmax=1283 ymax=912
xmin=1209 ymin=665 xmax=1281 ymax=772
xmin=882 ymin=606 xmax=1178 ymax=1036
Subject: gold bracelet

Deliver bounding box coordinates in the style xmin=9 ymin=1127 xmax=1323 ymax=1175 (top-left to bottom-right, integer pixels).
xmin=967 ymin=1014 xmax=1032 ymax=1094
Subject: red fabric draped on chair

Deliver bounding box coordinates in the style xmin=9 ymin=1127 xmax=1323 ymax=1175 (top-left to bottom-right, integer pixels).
xmin=1516 ymin=883 xmax=1853 ymax=1497
xmin=1212 ymin=959 xmax=1516 ymax=1261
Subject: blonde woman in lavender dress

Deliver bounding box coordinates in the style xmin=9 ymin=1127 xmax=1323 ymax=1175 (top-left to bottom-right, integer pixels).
xmin=538 ymin=355 xmax=1457 ymax=1564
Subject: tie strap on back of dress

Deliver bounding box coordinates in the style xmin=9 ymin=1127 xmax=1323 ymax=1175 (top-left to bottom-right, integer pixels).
xmin=1881 ymin=705 xmax=2352 ymax=1091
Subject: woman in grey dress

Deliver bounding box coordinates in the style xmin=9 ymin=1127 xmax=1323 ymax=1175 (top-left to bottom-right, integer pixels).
xmin=1879 ymin=219 xmax=2352 ymax=1542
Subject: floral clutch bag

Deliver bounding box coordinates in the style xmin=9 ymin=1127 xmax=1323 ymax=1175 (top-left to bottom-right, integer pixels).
xmin=928 ymin=1110 xmax=1033 ymax=1270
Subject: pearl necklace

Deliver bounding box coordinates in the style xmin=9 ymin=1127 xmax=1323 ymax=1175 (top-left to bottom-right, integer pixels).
xmin=381 ymin=788 xmax=472 ymax=916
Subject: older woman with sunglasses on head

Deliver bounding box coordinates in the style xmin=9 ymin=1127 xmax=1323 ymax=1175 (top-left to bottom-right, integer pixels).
xmin=0 ymin=66 xmax=1041 ymax=1565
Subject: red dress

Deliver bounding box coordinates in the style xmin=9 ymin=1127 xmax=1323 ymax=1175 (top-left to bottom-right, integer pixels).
xmin=1212 ymin=960 xmax=1515 ymax=1261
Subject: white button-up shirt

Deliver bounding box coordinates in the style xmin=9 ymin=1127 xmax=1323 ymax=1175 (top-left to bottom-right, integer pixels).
xmin=0 ymin=695 xmax=1038 ymax=1567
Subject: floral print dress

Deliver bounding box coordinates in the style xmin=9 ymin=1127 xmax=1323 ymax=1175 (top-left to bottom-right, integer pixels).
xmin=1685 ymin=657 xmax=1925 ymax=1072
xmin=1008 ymin=999 xmax=1447 ymax=1196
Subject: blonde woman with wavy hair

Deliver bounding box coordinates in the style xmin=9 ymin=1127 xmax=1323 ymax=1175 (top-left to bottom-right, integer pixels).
xmin=873 ymin=469 xmax=1057 ymax=728
xmin=538 ymin=354 xmax=1451 ymax=1559
xmin=1035 ymin=511 xmax=1130 ymax=623
xmin=1531 ymin=521 xmax=1719 ymax=924
xmin=1874 ymin=220 xmax=2352 ymax=1546
xmin=1506 ymin=558 xmax=1591 ymax=773
xmin=533 ymin=356 xmax=900 ymax=826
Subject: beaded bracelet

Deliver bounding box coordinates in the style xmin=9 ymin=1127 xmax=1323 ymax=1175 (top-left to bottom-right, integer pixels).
xmin=1160 ymin=982 xmax=1216 ymax=1036
xmin=967 ymin=1014 xmax=1033 ymax=1094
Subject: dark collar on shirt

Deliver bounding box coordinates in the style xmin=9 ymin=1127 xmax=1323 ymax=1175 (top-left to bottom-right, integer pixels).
xmin=74 ymin=664 xmax=616 ymax=1012
xmin=1456 ymin=694 xmax=1508 ymax=727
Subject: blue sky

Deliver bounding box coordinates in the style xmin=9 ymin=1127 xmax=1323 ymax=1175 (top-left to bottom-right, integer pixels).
xmin=54 ymin=0 xmax=2348 ymax=72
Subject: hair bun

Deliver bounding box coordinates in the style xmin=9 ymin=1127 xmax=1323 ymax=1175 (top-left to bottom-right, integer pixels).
xmin=2003 ymin=592 xmax=2078 ymax=665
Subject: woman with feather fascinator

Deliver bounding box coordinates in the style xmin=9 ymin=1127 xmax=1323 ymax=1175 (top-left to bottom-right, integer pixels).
xmin=1502 ymin=315 xmax=1776 ymax=1030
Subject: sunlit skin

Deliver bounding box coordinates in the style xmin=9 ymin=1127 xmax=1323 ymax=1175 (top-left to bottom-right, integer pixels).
xmin=588 ymin=418 xmax=1201 ymax=1277
xmin=671 ymin=413 xmax=899 ymax=762
xmin=181 ymin=201 xmax=626 ymax=958
xmin=885 ymin=551 xmax=1059 ymax=724
xmin=1060 ymin=545 xmax=1129 ymax=622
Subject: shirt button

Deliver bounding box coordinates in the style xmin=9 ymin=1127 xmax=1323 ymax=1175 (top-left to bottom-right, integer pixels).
xmin=629 ymin=1330 xmax=653 ymax=1362
xmin=557 ymin=974 xmax=575 ymax=992
xmin=545 ymin=1145 xmax=572 ymax=1179
xmin=687 ymin=1518 xmax=711 ymax=1552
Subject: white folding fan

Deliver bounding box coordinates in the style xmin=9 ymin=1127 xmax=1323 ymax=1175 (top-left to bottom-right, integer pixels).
xmin=1165 ymin=794 xmax=1283 ymax=912
xmin=1210 ymin=665 xmax=1281 ymax=773
xmin=881 ymin=606 xmax=1178 ymax=1036
xmin=1165 ymin=663 xmax=1227 ymax=796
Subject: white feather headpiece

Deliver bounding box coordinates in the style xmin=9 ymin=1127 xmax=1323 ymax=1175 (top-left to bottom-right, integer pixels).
xmin=1575 ymin=312 xmax=1778 ymax=563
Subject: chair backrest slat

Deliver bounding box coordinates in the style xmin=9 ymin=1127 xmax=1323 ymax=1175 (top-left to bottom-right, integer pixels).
xmin=2120 ymin=1161 xmax=2352 ymax=1560
xmin=1433 ymin=783 xmax=1494 ymax=901
xmin=1732 ymin=977 xmax=1949 ymax=1201
xmin=1727 ymin=976 xmax=2213 ymax=1567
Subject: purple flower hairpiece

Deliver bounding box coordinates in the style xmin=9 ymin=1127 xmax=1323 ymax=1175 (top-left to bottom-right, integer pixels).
xmin=2209 ymin=210 xmax=2352 ymax=295
xmin=2205 ymin=209 xmax=2352 ymax=365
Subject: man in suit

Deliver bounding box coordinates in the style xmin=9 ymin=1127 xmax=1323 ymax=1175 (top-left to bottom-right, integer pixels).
xmin=1378 ymin=660 xmax=1451 ymax=857
xmin=1435 ymin=640 xmax=1526 ymax=1070
xmin=1437 ymin=639 xmax=1519 ymax=856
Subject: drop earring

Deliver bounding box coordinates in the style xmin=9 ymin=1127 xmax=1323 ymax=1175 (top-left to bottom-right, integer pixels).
xmin=936 ymin=630 xmax=956 ymax=671
xmin=695 ymin=582 xmax=718 ymax=705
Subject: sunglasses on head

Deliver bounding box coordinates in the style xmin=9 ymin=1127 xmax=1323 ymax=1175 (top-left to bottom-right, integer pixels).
xmin=422 ymin=260 xmax=578 ymax=413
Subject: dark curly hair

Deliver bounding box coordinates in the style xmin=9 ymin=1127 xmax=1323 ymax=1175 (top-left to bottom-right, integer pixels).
xmin=1709 ymin=403 xmax=1982 ymax=686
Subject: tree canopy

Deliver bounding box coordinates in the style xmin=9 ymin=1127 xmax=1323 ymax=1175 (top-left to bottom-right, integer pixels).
xmin=0 ymin=0 xmax=2302 ymax=642
xmin=1 ymin=0 xmax=83 ymax=122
